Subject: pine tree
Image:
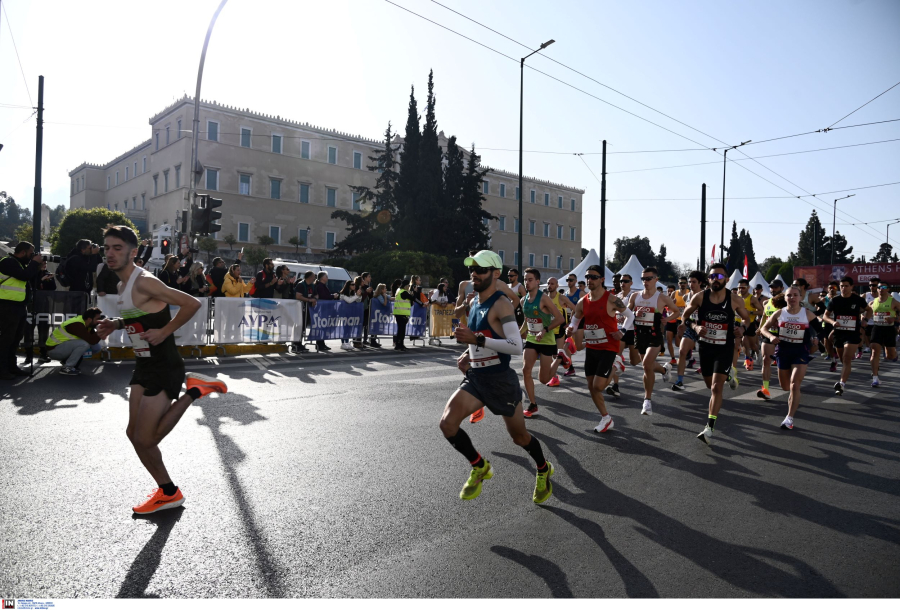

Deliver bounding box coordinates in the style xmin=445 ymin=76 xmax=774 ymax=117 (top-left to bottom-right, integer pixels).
xmin=738 ymin=228 xmax=758 ymax=278
xmin=793 ymin=211 xmax=827 ymax=266
xmin=395 ymin=86 xmax=421 ymax=250
xmin=724 ymin=221 xmax=742 ymax=273
xmin=452 ymin=144 xmax=492 ymax=258
xmin=414 ymin=69 xmax=444 ymax=252
xmin=870 ymin=242 xmax=894 ymax=263
xmin=821 ymin=231 xmax=854 ymax=264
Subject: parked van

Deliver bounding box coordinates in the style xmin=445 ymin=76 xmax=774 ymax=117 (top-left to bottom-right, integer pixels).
xmin=272 ymin=259 xmax=352 ymax=294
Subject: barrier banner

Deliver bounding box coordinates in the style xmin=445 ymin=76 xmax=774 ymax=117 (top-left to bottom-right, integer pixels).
xmin=27 ymin=291 xmax=89 ymax=327
xmin=307 ymin=301 xmax=365 ymax=341
xmin=794 ymin=263 xmax=900 ymax=288
xmin=429 ymin=303 xmax=458 ymax=338
xmin=368 ymin=299 xmax=427 ymax=337
xmin=213 ymin=298 xmax=305 ymax=344
xmin=97 ymin=295 xmax=210 ymax=347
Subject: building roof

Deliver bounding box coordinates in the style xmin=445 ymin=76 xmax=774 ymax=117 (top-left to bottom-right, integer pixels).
xmin=69 ymin=139 xmax=152 ymax=176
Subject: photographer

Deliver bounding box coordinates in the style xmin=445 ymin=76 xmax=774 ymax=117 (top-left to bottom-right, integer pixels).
xmin=64 ymin=239 xmax=98 ymax=294
xmin=25 ymin=258 xmax=57 ymax=365
xmin=136 ymin=239 xmax=153 ymax=262
xmin=45 ymin=306 xmax=104 ymax=376
xmin=274 ymin=265 xmax=295 ymax=300
xmin=0 ymin=241 xmax=43 ymax=379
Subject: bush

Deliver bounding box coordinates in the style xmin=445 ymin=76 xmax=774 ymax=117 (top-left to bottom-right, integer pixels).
xmin=51 ymin=208 xmax=138 ymax=255
xmin=322 ymin=250 xmax=453 ymax=288
xmin=775 ymin=262 xmax=793 ymax=284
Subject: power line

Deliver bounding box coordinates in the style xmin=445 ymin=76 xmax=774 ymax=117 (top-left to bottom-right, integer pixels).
xmin=575 ymin=154 xmax=601 ymax=185
xmin=1 ymin=2 xmax=33 ymax=107
xmin=739 ymin=117 xmax=900 ymax=147
xmin=604 ymin=181 xmax=900 ymax=201
xmin=826 ymin=80 xmax=900 ymax=129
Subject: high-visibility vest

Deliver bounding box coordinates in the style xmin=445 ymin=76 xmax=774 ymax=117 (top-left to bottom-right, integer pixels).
xmin=0 ymin=256 xmax=28 ymax=302
xmin=46 ymin=315 xmax=86 ymax=348
xmin=393 ymin=288 xmax=412 ymax=316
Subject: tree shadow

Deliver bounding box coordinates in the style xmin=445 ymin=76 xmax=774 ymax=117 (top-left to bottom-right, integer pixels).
xmin=117 ymin=507 xmax=185 ymax=598
xmin=490 ymin=545 xmax=574 ymax=598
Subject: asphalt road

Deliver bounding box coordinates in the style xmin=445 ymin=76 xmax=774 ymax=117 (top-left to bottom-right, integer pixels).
xmin=1 ymin=343 xmax=898 ymax=598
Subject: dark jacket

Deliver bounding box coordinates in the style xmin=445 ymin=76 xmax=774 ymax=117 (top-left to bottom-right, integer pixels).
xmin=96 ymin=263 xmax=120 ymax=295
xmin=183 ymin=273 xmax=209 ymax=297
xmin=315 ymin=280 xmax=334 ymax=301
xmin=158 ymin=269 xmax=180 ymax=290
xmin=254 ymin=269 xmax=277 ymax=299
xmin=136 ymin=244 xmax=153 ymax=261
xmin=0 ymin=255 xmax=41 ymax=312
xmin=275 ymin=276 xmax=295 ymax=300
xmin=209 ymin=259 xmax=241 ymax=293
xmin=30 ymin=273 xmax=57 ymax=292
xmin=296 ymin=279 xmax=317 ymax=301
xmin=64 ymin=249 xmax=95 ymax=293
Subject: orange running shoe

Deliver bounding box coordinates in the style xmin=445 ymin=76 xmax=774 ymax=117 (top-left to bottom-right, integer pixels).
xmin=756 ymin=387 xmax=771 ymax=400
xmin=557 ymin=351 xmax=572 ymax=369
xmin=565 ymin=337 xmax=576 ymax=354
xmin=133 ymin=487 xmax=185 ymax=515
xmin=745 ymin=358 xmax=754 ymax=371
xmin=186 ymin=373 xmax=228 ymax=398
xmin=469 ymin=407 xmax=485 ymax=423
xmin=547 ymin=375 xmax=560 ymax=387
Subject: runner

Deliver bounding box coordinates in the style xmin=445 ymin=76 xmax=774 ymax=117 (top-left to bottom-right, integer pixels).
xmin=626 ymin=266 xmax=677 ymax=415
xmin=869 ymin=282 xmax=899 ymax=387
xmin=94 ymin=226 xmax=227 ymax=515
xmin=680 ymin=263 xmax=752 ymax=445
xmin=736 ymin=279 xmax=764 ymax=371
xmin=544 ymin=277 xmax=577 ymax=387
xmin=665 ymin=277 xmax=690 ymax=367
xmin=759 ymin=286 xmax=817 ymax=430
xmin=817 ymin=281 xmax=839 ymax=370
xmin=794 ymin=278 xmax=821 ymax=356
xmin=672 ymin=271 xmax=707 ymax=391
xmin=440 ymin=250 xmax=554 ymax=504
xmin=520 ymin=267 xmax=565 ymax=418
xmin=507 ymin=268 xmax=527 ymax=329
xmin=822 ymin=276 xmax=872 ymax=396
xmin=861 ymin=278 xmax=881 ymax=358
xmin=756 ymin=279 xmax=785 ymax=400
xmin=562 ymin=273 xmax=584 ymax=377
xmin=617 ymin=274 xmax=641 ymax=367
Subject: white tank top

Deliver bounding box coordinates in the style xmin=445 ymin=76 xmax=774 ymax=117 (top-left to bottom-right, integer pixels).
xmin=116 ymin=267 xmax=154 ymax=357
xmin=778 ymin=307 xmax=809 ymax=344
xmin=633 ymin=292 xmax=660 ymax=327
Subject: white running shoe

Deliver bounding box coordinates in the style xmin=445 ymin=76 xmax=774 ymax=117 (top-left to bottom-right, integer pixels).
xmin=781 ymin=416 xmax=794 ymax=430
xmin=661 ymin=362 xmax=671 ymax=383
xmin=641 ymin=399 xmax=652 ymax=416
xmin=697 ymin=425 xmax=713 ymax=445
xmin=728 ymin=367 xmax=738 ymax=390
xmin=594 ymin=415 xmax=614 ymax=433
xmin=834 ymin=381 xmax=844 ymax=396
xmin=340 ymin=343 xmax=354 ymax=351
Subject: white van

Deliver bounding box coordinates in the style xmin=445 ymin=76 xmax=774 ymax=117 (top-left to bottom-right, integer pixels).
xmin=272 ymin=259 xmax=352 ymax=294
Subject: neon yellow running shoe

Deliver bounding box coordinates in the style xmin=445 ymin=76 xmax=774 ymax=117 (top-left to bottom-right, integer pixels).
xmin=533 ymin=461 xmax=555 ymax=504
xmin=460 ymin=461 xmax=493 ymax=500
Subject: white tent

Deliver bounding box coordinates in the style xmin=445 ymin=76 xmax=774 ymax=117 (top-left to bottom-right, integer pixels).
xmin=616 ymin=255 xmax=645 ymax=285
xmin=725 ymin=269 xmax=744 ymax=290
xmin=555 ymin=249 xmax=615 ymax=287
xmin=749 ymin=271 xmax=770 ymax=296
xmin=772 ymin=274 xmax=787 ymax=287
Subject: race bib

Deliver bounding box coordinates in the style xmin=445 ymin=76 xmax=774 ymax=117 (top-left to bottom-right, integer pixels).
xmin=584 ymin=324 xmax=608 ymax=345
xmin=699 ymin=321 xmax=728 ymax=344
xmin=468 ymin=332 xmax=500 ymax=368
xmin=873 ymin=312 xmax=892 ymax=326
xmin=125 ymin=321 xmax=151 ymax=357
xmin=634 ymin=306 xmax=655 ymax=326
xmin=779 ymin=321 xmax=806 ymax=344
xmin=526 ymin=317 xmax=544 ymax=334
xmin=835 ymin=315 xmax=857 ymax=330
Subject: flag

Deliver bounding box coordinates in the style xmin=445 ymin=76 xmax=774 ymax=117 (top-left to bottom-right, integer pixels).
xmin=743 ymin=255 xmax=749 ymax=279
xmin=710 ymin=245 xmax=716 ymax=266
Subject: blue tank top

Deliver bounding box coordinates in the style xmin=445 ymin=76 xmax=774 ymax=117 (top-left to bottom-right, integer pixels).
xmin=466 ymin=290 xmax=511 ymax=373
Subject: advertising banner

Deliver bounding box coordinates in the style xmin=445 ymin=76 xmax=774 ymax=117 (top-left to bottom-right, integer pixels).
xmin=368 ymin=299 xmax=427 ymax=337
xmin=794 ymin=263 xmax=900 ymax=288
xmin=429 ymin=303 xmax=458 ymax=338
xmin=27 ymin=291 xmax=89 ymax=327
xmin=307 ymin=301 xmax=364 ymax=341
xmin=213 ymin=298 xmax=305 ymax=344
xmin=97 ymin=295 xmax=210 ymax=347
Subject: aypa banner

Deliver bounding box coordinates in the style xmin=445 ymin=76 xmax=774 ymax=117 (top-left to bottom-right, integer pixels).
xmin=368 ymin=299 xmax=428 ymax=337
xmin=213 ymin=298 xmax=305 ymax=344
xmin=97 ymin=295 xmax=210 ymax=347
xmin=307 ymin=301 xmax=365 ymax=341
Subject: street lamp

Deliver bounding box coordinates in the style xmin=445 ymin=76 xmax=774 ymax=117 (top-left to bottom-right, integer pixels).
xmin=305 ymin=225 xmax=312 ymax=254
xmin=831 ymin=194 xmax=855 ymax=264
xmin=518 ymin=38 xmax=555 ymax=277
xmin=713 ymin=140 xmax=751 ymax=263
xmin=887 ymin=220 xmax=900 ymax=246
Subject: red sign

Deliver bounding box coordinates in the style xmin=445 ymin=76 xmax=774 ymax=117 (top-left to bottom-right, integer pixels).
xmin=794 ymin=263 xmax=900 ymax=288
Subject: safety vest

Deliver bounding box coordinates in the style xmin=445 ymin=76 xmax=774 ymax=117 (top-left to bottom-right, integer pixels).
xmin=0 ymin=256 xmax=28 ymax=302
xmin=46 ymin=315 xmax=86 ymax=348
xmin=393 ymin=288 xmax=412 ymax=316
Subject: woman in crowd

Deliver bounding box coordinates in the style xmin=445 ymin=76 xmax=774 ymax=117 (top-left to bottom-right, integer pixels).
xmin=158 ymin=255 xmax=181 ymax=289
xmin=373 ymin=283 xmax=389 ymax=307
xmin=429 ymin=282 xmax=449 ymax=305
xmin=182 ymin=262 xmax=209 ymax=297
xmin=339 ymin=280 xmax=362 ymax=350
xmin=223 ymin=263 xmax=248 ymax=297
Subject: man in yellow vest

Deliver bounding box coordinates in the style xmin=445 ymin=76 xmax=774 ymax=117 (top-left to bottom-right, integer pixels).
xmin=0 ymin=241 xmax=43 ymax=380
xmin=45 ymin=307 xmax=105 ymax=375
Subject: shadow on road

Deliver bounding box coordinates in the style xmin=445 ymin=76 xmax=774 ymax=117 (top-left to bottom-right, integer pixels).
xmin=490 ymin=545 xmax=574 ymax=598
xmin=117 ymin=507 xmax=185 ymax=598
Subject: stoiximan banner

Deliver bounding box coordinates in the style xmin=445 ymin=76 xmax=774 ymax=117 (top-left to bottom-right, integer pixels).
xmin=307 ymin=301 xmax=365 ymax=341
xmin=368 ymin=299 xmax=427 ymax=337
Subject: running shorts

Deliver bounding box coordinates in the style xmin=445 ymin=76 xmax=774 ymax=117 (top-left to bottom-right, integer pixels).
xmin=698 ymin=343 xmax=733 ymax=378
xmin=833 ymin=329 xmax=862 ymax=348
xmin=775 ymin=343 xmax=811 ymax=370
xmin=619 ymin=329 xmax=635 ymax=346
xmin=458 ymin=368 xmax=522 ymax=418
xmin=665 ymin=321 xmax=680 ymax=334
xmin=871 ymin=326 xmax=897 ymax=348
xmin=584 ymin=349 xmax=618 ymax=379
xmin=760 ymin=334 xmax=774 ymax=345
xmin=524 ymin=340 xmax=559 ymax=358
xmin=865 ymin=324 xmax=874 ymax=339
xmin=744 ymin=320 xmax=758 ymax=338
xmin=682 ymin=325 xmax=699 ymax=343
xmin=635 ymin=326 xmax=663 ymax=355
xmin=130 ymin=358 xmax=186 ymax=400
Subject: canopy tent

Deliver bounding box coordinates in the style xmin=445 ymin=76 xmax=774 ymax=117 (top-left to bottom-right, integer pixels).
xmin=615 ymin=254 xmax=673 ymax=290
xmin=772 ymin=274 xmax=787 ymax=287
xmin=748 ymin=271 xmax=770 ymax=296
xmin=555 ymin=249 xmax=615 ymax=287
xmin=725 ymin=269 xmax=744 ymax=290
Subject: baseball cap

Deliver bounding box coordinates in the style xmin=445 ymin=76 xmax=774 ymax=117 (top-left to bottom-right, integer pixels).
xmin=770 ymin=279 xmax=784 ymax=288
xmin=464 ymin=250 xmax=503 ymax=269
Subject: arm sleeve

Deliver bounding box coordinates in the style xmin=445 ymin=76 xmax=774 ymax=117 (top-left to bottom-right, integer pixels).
xmin=619 ymin=307 xmax=635 ymax=330
xmin=481 ymin=320 xmax=524 ymax=356
xmin=568 ymin=315 xmax=582 ymax=331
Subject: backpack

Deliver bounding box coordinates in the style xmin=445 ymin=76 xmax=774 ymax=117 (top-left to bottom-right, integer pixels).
xmin=55 ymin=257 xmax=72 ymax=287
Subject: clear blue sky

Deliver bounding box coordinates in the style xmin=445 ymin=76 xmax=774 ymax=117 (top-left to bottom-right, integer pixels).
xmin=1 ymin=0 xmax=898 ymax=265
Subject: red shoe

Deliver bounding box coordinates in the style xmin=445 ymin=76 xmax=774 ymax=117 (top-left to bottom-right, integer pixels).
xmin=186 ymin=373 xmax=228 ymax=398
xmin=557 ymin=351 xmax=571 ymax=369
xmin=469 ymin=408 xmax=485 ymax=423
xmin=547 ymin=375 xmax=560 ymax=387
xmin=523 ymin=404 xmax=539 ymax=418
xmin=669 ymin=358 xmax=677 ymax=365
xmin=745 ymin=358 xmax=754 ymax=371
xmin=133 ymin=487 xmax=185 ymax=515
xmin=565 ymin=337 xmax=576 ymax=354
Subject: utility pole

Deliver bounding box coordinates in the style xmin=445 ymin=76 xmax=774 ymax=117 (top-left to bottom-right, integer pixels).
xmin=700 ymin=183 xmax=706 ymax=270
xmin=831 ymin=194 xmax=855 ymax=264
xmin=715 ymin=140 xmax=751 ymax=263
xmin=600 ymin=139 xmax=607 ymax=269
xmin=32 ymin=76 xmax=44 ymax=249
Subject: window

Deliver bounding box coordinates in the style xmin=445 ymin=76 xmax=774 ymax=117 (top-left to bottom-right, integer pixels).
xmin=529 ymin=220 xmax=535 ymax=236
xmin=235 ymin=127 xmax=248 ymax=148
xmin=125 ymin=166 xmax=129 ymax=181
xmin=141 ymin=194 xmax=145 ymax=210
xmin=239 ymin=174 xmax=251 ymax=196
xmin=269 ymin=225 xmax=281 ymax=244
xmin=177 ymin=119 xmax=182 ymax=140
xmin=326 ymin=231 xmax=336 ymax=250
xmin=351 ymin=192 xmax=360 ymax=211
xmin=206 ymin=169 xmax=218 ymax=191
xmin=155 ymin=133 xmax=159 ymax=151
xmin=500 ymin=184 xmax=506 ymax=198
xmin=353 ymin=151 xmax=362 ymax=169
xmin=530 ymin=189 xmax=536 ymax=204
xmin=558 ymin=196 xmax=563 ymax=209
xmin=516 ymin=187 xmax=520 ymax=201
xmin=499 ymin=216 xmax=506 ymax=231
xmin=514 ymin=218 xmax=519 ymax=233
xmin=569 ymin=258 xmax=575 ymax=270
xmin=153 ymin=175 xmax=158 ymax=196
xmin=272 ymin=134 xmax=282 ymax=154
xmin=543 ymin=255 xmax=549 ymax=268
xmin=107 ymin=177 xmax=111 ymax=190
xmin=175 ymin=165 xmax=181 ymax=188
xmin=557 ymin=256 xmax=562 ymax=270
xmin=163 ymin=170 xmax=169 ymax=193
xmin=557 ymin=225 xmax=563 ymax=239
xmin=238 ymin=222 xmax=250 ymax=242
xmin=328 ymin=146 xmax=337 ymax=164
xmin=571 ymin=198 xmax=576 ymax=211
xmin=498 ymin=250 xmax=505 ymax=262
xmin=270 ymin=178 xmax=282 ymax=200
xmin=132 ymin=197 xmax=137 ymax=209
xmin=514 ymin=251 xmax=519 ymax=266
xmin=543 ymin=223 xmax=550 ymax=238
xmin=301 ymin=140 xmax=310 ymax=159
xmin=165 ymin=126 xmax=170 ymax=146
xmin=134 ymin=162 xmax=137 ymax=177
xmin=116 ymin=171 xmax=119 ymax=186
xmin=142 ymin=156 xmax=147 ymax=173
xmin=115 ymin=202 xmax=119 ymax=211
xmin=544 ymin=193 xmax=550 ymax=206
xmin=529 ymin=253 xmax=535 ymax=267
xmin=570 ymin=227 xmax=576 ymax=241
xmin=297 ymin=227 xmax=308 ymax=247
xmin=326 ymin=187 xmax=336 ymax=207
xmin=483 ymin=181 xmax=489 ymax=195
xmin=299 ymin=183 xmax=310 ymax=203
xmin=207 ymin=120 xmax=218 ymax=141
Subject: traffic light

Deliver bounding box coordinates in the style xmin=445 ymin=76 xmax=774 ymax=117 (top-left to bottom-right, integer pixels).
xmin=190 ymin=203 xmax=205 ymax=236
xmin=161 ymin=238 xmax=170 ymax=255
xmin=193 ymin=194 xmax=223 ymax=235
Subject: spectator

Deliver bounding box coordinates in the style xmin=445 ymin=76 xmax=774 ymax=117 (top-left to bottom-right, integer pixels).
xmin=184 ymin=262 xmax=209 ymax=297
xmin=373 ymin=283 xmax=389 ymax=307
xmin=254 ymin=258 xmax=279 ymax=299
xmin=315 ymin=271 xmax=338 ymax=301
xmin=44 ymin=306 xmax=104 ymax=376
xmin=339 ymin=280 xmax=362 ymax=351
xmin=96 ymin=258 xmax=120 ymax=296
xmin=0 ymin=241 xmax=42 ymax=379
xmin=209 ymin=251 xmax=243 ymax=296
xmin=158 ymin=255 xmax=180 ymax=289
xmin=578 ymin=280 xmax=586 ymax=293
xmin=274 ymin=265 xmax=295 ymax=300
xmin=392 ymin=278 xmax=414 ymax=351
xmin=429 ymin=282 xmax=449 ymax=305
xmin=25 ymin=257 xmax=57 ymax=365
xmin=359 ymin=271 xmax=378 ymax=347
xmin=136 ymin=239 xmax=153 ymax=262
xmin=222 ymin=264 xmax=247 ymax=297
xmin=408 ymin=275 xmax=424 ymax=340
xmin=64 ymin=239 xmax=97 ymax=293
xmin=294 ymin=270 xmax=317 ymax=352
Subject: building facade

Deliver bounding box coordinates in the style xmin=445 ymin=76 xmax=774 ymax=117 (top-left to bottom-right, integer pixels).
xmin=68 ymin=97 xmax=583 ymax=275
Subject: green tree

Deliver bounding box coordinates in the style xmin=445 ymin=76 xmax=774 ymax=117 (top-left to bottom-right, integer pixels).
xmin=871 ymin=242 xmax=894 ymax=263
xmin=244 ymin=246 xmax=268 ymax=274
xmin=395 ymin=85 xmax=421 ymax=249
xmin=435 ymin=134 xmax=466 ymax=255
xmin=792 ymin=211 xmax=828 ymax=266
xmin=581 ymin=248 xmax=589 ymax=259
xmin=821 ymin=230 xmax=854 ymax=264
xmin=198 ymin=236 xmax=218 ymax=261
xmin=14 ymin=222 xmax=39 ymax=245
xmin=323 ymin=250 xmax=453 ymax=289
xmin=257 ymin=235 xmax=276 ymax=248
xmin=454 ymin=144 xmax=492 ymax=256
xmin=776 ymin=262 xmax=794 ymax=284
xmin=724 ymin=221 xmax=742 ymax=274
xmin=288 ymin=236 xmax=302 ymax=257
xmin=50 ymin=207 xmax=138 ymax=255
xmin=412 ymin=69 xmax=444 ymax=252
xmin=0 ymin=191 xmax=33 ymax=241
xmin=49 ymin=204 xmax=67 ymax=229
xmin=738 ymin=228 xmax=758 ymax=278
xmin=610 ymin=235 xmax=657 ymax=271
xmin=223 ymin=233 xmax=237 ymax=252
xmin=760 ymin=256 xmax=784 ymax=279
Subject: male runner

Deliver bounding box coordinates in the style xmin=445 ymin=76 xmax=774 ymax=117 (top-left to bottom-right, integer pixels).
xmin=818 ymin=281 xmax=839 ymax=370
xmin=672 ymin=271 xmax=706 ymax=391
xmin=520 ymin=268 xmax=565 ymax=417
xmin=544 ymin=277 xmax=576 ymax=387
xmin=736 ymin=279 xmax=764 ymax=371
xmin=793 ymin=278 xmax=821 ymax=356
xmin=760 ymin=286 xmax=817 ymax=430
xmin=440 ymin=250 xmax=553 ymax=504
xmin=869 ymin=282 xmax=899 ymax=387
xmin=95 ymin=225 xmax=227 ymax=514
xmin=665 ymin=277 xmax=690 ymax=366
xmin=617 ymin=275 xmax=641 ymax=367
xmin=562 ymin=273 xmax=584 ymax=377
xmin=626 ymin=266 xmax=676 ymax=415
xmin=566 ymin=265 xmax=625 ymax=433
xmin=822 ymin=276 xmax=872 ymax=396
xmin=860 ymin=278 xmax=880 ymax=358
xmin=680 ymin=263 xmax=752 ymax=444
xmin=507 ymin=268 xmax=527 ymax=329
xmin=756 ymin=279 xmax=785 ymax=400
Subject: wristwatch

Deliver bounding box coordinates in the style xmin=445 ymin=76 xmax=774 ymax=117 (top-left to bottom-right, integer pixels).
xmin=476 ymin=334 xmax=486 ymax=348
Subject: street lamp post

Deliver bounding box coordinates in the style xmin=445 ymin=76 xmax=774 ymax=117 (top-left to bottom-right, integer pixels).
xmin=518 ymin=38 xmax=555 ymax=277
xmin=886 ymin=220 xmax=900 ymax=246
xmin=831 ymin=194 xmax=855 ymax=264
xmin=714 ymin=140 xmax=751 ymax=263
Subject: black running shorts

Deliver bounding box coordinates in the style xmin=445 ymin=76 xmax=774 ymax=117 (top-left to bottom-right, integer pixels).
xmin=130 ymin=358 xmax=186 ymax=400
xmin=584 ymin=349 xmax=618 ymax=379
xmin=665 ymin=321 xmax=680 ymax=334
xmin=744 ymin=320 xmax=759 ymax=338
xmin=620 ymin=329 xmax=635 ymax=346
xmin=776 ymin=343 xmax=811 ymax=370
xmin=871 ymin=326 xmax=897 ymax=348
xmin=833 ymin=329 xmax=862 ymax=348
xmin=524 ymin=340 xmax=558 ymax=358
xmin=634 ymin=326 xmax=663 ymax=355
xmin=458 ymin=368 xmax=522 ymax=418
xmin=699 ymin=343 xmax=733 ymax=378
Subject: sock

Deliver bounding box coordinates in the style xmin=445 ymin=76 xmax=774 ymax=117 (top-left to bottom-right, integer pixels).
xmin=763 ymin=380 xmax=770 ymax=390
xmin=677 ymin=375 xmax=684 ymax=384
xmin=186 ymin=387 xmax=202 ymax=401
xmin=446 ymin=429 xmax=480 ymax=464
xmin=523 ymin=435 xmax=547 ymax=471
xmin=160 ymin=481 xmax=178 ymax=496
xmin=708 ymin=415 xmax=717 ymax=429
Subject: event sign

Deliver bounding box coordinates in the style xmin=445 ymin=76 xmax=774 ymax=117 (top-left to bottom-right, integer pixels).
xmin=213 ymin=298 xmax=305 ymax=344
xmin=429 ymin=303 xmax=458 ymax=338
xmin=794 ymin=263 xmax=900 ymax=288
xmin=307 ymin=301 xmax=364 ymax=341
xmin=27 ymin=291 xmax=89 ymax=327
xmin=368 ymin=299 xmax=427 ymax=337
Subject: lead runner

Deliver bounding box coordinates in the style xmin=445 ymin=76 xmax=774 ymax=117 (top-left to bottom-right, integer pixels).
xmin=96 ymin=225 xmax=228 ymax=514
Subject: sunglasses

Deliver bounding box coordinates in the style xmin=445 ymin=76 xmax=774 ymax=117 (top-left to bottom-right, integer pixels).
xmin=468 ymin=266 xmax=493 ymax=275
xmin=708 ymin=273 xmax=726 ymax=280
xmin=567 ymin=278 xmax=576 ymax=282
xmin=879 ymin=285 xmax=889 ymax=289
xmin=584 ymin=274 xmax=601 ymax=280
xmin=679 ymin=283 xmax=687 ymax=286
xmin=622 ymin=279 xmax=632 ymax=283
xmin=641 ymin=276 xmax=656 ymax=282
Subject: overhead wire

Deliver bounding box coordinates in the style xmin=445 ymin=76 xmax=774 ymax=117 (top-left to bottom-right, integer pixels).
xmin=1 ymin=1 xmax=33 ymax=108
xmin=826 ymin=80 xmax=900 ymax=129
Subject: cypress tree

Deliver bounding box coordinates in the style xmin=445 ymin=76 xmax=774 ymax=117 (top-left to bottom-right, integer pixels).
xmin=453 ymin=144 xmax=492 ymax=258
xmin=395 ymin=86 xmax=421 ymax=250
xmin=793 ymin=211 xmax=827 ymax=266
xmin=724 ymin=221 xmax=742 ymax=273
xmin=437 ymin=135 xmax=466 ymax=255
xmin=415 ymin=69 xmax=444 ymax=251
xmin=738 ymin=229 xmax=758 ymax=278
